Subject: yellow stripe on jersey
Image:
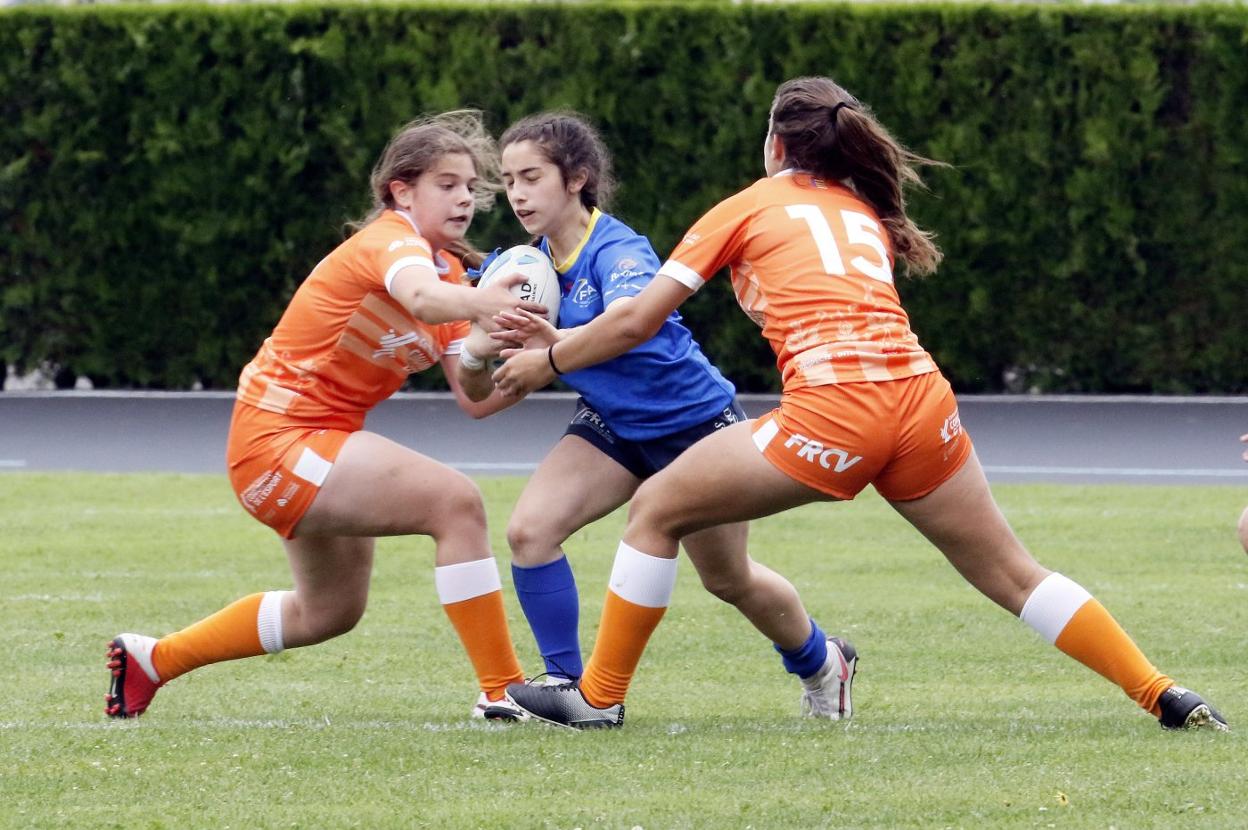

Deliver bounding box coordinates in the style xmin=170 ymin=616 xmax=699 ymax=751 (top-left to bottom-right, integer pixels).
xmin=553 ymin=208 xmax=603 ymax=273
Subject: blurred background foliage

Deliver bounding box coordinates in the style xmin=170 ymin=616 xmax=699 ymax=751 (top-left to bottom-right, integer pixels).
xmin=2 ymin=2 xmax=1245 ymax=392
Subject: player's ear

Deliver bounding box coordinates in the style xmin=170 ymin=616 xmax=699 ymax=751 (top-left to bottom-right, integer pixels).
xmin=769 ymin=134 xmax=787 ymax=166
xmin=566 ymin=167 xmax=589 ymax=195
xmin=389 ymin=179 xmax=414 ymax=210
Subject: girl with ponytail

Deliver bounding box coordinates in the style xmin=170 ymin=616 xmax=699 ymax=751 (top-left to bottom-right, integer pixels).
xmin=494 ymin=78 xmax=1227 ymax=734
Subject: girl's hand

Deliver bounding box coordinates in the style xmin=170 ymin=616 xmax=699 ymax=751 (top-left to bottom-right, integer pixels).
xmin=492 ymin=347 xmax=556 ymax=397
xmin=474 ymin=273 xmax=547 ymax=329
xmin=491 ymin=309 xmax=561 ymax=349
xmin=463 ymin=324 xmax=503 ymax=360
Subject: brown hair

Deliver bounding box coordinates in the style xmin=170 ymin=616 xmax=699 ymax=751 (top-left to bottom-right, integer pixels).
xmin=352 ymin=110 xmax=499 ymax=268
xmin=771 ymin=77 xmax=944 ymax=277
xmin=499 ymin=112 xmax=616 ymax=211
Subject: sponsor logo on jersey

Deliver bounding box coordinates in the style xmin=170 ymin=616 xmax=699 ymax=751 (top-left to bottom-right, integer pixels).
xmin=607 ymin=257 xmax=647 ymax=286
xmin=387 ymin=236 xmax=426 ymax=252
xmin=783 ymin=433 xmax=863 ymax=472
xmin=374 ymin=329 xmax=434 ymax=360
xmin=571 ymin=279 xmax=600 ymax=306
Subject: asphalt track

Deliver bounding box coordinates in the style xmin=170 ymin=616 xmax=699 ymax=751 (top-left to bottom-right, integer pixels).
xmin=1 ymin=391 xmax=1245 ymax=486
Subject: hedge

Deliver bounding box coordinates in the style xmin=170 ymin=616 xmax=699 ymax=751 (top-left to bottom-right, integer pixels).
xmin=2 ymin=2 xmax=1246 ymax=393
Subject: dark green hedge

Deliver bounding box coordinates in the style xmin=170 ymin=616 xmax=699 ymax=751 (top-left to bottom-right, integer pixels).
xmin=2 ymin=2 xmax=1246 ymax=393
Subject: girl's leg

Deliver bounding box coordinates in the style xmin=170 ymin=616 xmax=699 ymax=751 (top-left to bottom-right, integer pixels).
xmin=507 ymin=435 xmax=639 ymax=679
xmin=681 ymin=522 xmax=810 ymax=650
xmin=888 ymin=449 xmax=1174 ymax=716
xmin=298 ymin=431 xmax=524 ymax=703
xmin=575 ymin=422 xmax=831 ymax=709
xmin=109 ymin=431 xmax=523 ymax=717
xmin=106 ymin=533 xmax=373 ymax=719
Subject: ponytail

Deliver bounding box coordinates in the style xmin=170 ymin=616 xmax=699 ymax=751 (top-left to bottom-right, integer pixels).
xmin=771 ymin=77 xmax=945 ymax=277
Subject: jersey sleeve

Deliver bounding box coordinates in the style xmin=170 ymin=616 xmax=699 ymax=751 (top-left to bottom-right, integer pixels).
xmin=598 ymin=237 xmax=663 ymax=306
xmin=357 ymin=223 xmax=437 ymax=296
xmin=657 ymin=185 xmax=760 ymax=291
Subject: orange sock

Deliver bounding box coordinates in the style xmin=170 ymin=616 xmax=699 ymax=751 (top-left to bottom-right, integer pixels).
xmin=436 ymin=559 xmax=523 ymax=700
xmin=1055 ymin=600 xmax=1172 ymax=715
xmin=152 ymin=591 xmax=288 ymax=682
xmin=1021 ymin=573 xmax=1171 ymax=714
xmin=577 ymin=541 xmax=679 ymax=709
xmin=579 ymin=591 xmax=668 ymax=708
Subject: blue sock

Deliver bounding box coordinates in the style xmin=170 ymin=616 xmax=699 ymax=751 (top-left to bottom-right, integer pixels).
xmin=775 ymin=619 xmax=828 ymax=679
xmin=512 ymin=556 xmax=582 ymax=679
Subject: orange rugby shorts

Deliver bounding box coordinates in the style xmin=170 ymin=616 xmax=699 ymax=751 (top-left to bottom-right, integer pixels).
xmin=751 ymin=371 xmax=972 ymax=502
xmin=226 ymin=403 xmax=354 ymax=539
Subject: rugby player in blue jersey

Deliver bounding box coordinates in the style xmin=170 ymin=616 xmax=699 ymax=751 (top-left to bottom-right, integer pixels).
xmin=457 ymin=112 xmax=855 ymax=710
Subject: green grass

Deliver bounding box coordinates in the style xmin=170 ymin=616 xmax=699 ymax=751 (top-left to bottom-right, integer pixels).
xmin=2 ymin=473 xmax=1246 ymax=829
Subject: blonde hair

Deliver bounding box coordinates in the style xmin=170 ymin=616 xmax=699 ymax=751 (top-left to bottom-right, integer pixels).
xmin=771 ymin=77 xmax=944 ymax=277
xmin=354 ymin=110 xmax=501 ymax=229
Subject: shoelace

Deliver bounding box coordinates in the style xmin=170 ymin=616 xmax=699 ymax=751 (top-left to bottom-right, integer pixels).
xmin=525 ymin=665 xmax=580 ymax=687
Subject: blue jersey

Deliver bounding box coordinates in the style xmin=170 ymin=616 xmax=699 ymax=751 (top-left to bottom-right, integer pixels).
xmin=540 ymin=210 xmax=736 ymax=440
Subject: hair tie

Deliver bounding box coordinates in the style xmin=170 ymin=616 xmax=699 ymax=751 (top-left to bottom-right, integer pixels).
xmin=829 ymin=102 xmax=853 ymax=124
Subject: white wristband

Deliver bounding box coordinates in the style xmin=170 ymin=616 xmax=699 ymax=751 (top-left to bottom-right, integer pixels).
xmin=459 ymin=345 xmax=485 ymax=372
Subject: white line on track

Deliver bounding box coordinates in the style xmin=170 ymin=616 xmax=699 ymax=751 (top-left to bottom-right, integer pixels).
xmin=983 ymin=465 xmax=1248 ymax=478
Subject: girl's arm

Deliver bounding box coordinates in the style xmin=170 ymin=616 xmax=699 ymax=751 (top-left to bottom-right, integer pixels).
xmin=390 ymin=264 xmax=541 ymax=328
xmin=443 ymin=347 xmax=524 ymax=419
xmin=492 ymin=276 xmax=691 ymax=397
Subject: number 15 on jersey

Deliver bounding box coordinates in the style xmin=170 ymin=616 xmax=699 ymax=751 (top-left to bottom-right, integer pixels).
xmin=785 ymin=204 xmax=893 ymax=284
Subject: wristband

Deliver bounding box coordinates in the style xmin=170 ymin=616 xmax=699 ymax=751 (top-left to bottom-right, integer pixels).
xmin=459 ymin=345 xmax=486 ymax=372
xmin=547 ymin=345 xmax=564 ymax=376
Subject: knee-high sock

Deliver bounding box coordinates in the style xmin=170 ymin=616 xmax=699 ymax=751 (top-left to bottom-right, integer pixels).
xmin=437 ymin=558 xmax=525 ymax=701
xmin=1020 ymin=573 xmax=1172 ymax=714
xmin=775 ymin=619 xmax=827 ymax=679
xmin=152 ymin=590 xmax=289 ymax=682
xmin=578 ymin=542 xmax=678 ymax=709
xmin=512 ymin=556 xmax=582 ymax=679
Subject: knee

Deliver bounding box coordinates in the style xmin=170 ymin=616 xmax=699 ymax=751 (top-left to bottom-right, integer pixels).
xmin=695 ymin=565 xmax=749 ymax=606
xmin=627 ymin=480 xmax=684 ymax=538
xmin=431 ymin=473 xmax=487 ymax=537
xmin=299 ymin=596 xmax=367 ymax=643
xmin=1238 ymin=506 xmax=1248 ymax=555
xmin=506 ymin=514 xmax=563 ymax=566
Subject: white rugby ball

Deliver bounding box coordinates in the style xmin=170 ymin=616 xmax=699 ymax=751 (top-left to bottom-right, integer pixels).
xmin=477 ymin=245 xmax=560 ymax=325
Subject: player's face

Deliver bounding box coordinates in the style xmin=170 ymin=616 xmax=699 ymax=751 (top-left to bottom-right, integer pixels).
xmin=398 ymin=152 xmax=477 ymax=250
xmin=501 ymin=140 xmax=582 ymax=237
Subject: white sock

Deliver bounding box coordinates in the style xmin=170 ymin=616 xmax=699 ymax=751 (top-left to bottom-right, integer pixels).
xmin=434 ymin=558 xmax=502 ymax=604
xmin=257 ymin=590 xmax=291 ymax=654
xmin=608 ymin=541 xmax=678 ymax=608
xmin=1019 ymin=573 xmax=1092 ymax=644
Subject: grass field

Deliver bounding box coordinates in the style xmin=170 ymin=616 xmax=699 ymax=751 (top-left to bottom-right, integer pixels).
xmin=2 ymin=472 xmax=1246 ymax=829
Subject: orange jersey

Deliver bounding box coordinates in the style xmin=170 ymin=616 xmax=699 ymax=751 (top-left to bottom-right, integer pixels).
xmin=235 ymin=210 xmax=471 ymax=428
xmin=658 ymin=171 xmax=936 ymax=391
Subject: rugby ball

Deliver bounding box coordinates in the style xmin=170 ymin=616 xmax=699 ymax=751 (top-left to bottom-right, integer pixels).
xmin=477 ymin=245 xmax=560 ymax=325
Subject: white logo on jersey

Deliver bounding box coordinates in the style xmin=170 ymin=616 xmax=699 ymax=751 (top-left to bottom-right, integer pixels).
xmin=783 ymin=433 xmax=863 ymax=472
xmin=374 ymin=329 xmax=435 ymax=362
xmin=387 ymin=237 xmax=425 ymax=252
xmin=571 ymin=279 xmax=599 ymax=306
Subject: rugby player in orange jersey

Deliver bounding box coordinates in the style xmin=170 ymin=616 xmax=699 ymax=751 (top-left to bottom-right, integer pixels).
xmin=105 ymin=112 xmax=546 ymax=722
xmin=494 ymin=78 xmax=1228 ymax=732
